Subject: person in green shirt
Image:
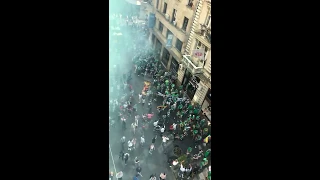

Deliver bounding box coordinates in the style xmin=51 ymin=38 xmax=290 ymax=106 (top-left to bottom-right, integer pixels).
xmin=195 ymin=123 xmax=200 ymax=129
xmin=204 ymin=149 xmax=211 ymax=158
xmin=200 ymin=119 xmax=206 ymax=127
xmin=165 ymin=79 xmax=170 ymax=86
xmin=187 ymin=147 xmax=192 ymax=154
xmin=179 ymin=121 xmax=184 ymax=130
xmin=194 ymin=108 xmax=200 ymax=115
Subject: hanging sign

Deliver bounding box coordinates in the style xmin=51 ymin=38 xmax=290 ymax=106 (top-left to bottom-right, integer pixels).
xmin=192 ymin=49 xmax=205 ymax=60
xmin=166 ymin=34 xmax=173 ymax=48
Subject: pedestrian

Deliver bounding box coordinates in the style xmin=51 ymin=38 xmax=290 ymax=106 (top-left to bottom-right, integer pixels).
xmin=119 ymin=150 xmax=124 ymax=160
xmin=161 ymin=135 xmax=169 ymax=153
xmin=120 ymin=136 xmax=126 ymax=145
xmin=159 ymin=172 xmax=166 ymax=180
xmin=178 ymin=163 xmax=186 ymax=178
xmin=138 ymin=93 xmax=142 ymax=103
xmin=185 ymin=164 xmax=192 ymax=179
xmin=160 ymin=125 xmax=165 ymax=137
xmin=152 ymin=135 xmax=157 ymax=144
xmin=122 ymin=119 xmax=126 ymax=130
xmin=142 ymin=98 xmax=145 ymax=106
xmin=124 ymin=153 xmax=129 ymax=165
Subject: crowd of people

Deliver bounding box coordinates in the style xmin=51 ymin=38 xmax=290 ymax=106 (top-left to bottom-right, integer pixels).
xmin=109 ymin=12 xmax=211 ymax=180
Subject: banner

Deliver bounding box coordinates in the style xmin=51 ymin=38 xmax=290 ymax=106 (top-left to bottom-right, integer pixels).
xmin=166 ymin=34 xmax=173 ymax=48
xmin=148 ymin=13 xmax=156 ymax=28
xmin=192 ymin=49 xmax=205 ymax=60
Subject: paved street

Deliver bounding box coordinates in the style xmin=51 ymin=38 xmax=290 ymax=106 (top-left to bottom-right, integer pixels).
xmin=109 ymin=22 xmax=211 ymax=179
xmin=109 ymin=69 xmax=175 ymax=179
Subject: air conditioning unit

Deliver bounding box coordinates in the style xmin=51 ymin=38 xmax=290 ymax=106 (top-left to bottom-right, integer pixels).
xmin=173 ymin=21 xmax=177 ymax=26
xmin=165 ymin=14 xmax=170 ymax=20
xmin=179 ymin=64 xmax=184 ymax=70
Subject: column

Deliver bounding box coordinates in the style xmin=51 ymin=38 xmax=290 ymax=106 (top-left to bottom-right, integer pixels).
xmin=192 ymin=80 xmax=209 ymax=105
xmin=177 ymin=65 xmax=185 ymax=86
xmin=159 ymin=45 xmax=164 ymax=61
xmin=166 ymin=54 xmax=172 ymax=70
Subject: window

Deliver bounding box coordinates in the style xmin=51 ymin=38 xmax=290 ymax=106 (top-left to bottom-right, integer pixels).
xmin=187 ymin=0 xmax=193 ymax=7
xmin=172 ymin=9 xmax=177 ymax=23
xmin=171 ymin=57 xmax=179 ymax=74
xmin=162 ymin=48 xmax=170 ymax=66
xmin=163 ymin=3 xmax=167 ymax=14
xmin=205 ymin=15 xmax=211 ymax=27
xmin=182 ymin=17 xmax=189 ymax=31
xmin=159 ymin=22 xmax=163 ymax=32
xmin=175 ymin=38 xmax=183 ymax=52
xmin=156 ymin=0 xmax=159 ymax=9
xmin=166 ymin=29 xmax=172 ymax=39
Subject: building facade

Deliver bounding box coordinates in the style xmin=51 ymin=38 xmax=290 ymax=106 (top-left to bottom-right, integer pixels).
xmin=144 ymin=0 xmax=211 ymax=120
xmin=182 ymin=0 xmax=211 ymax=120
xmin=143 ymin=0 xmax=197 ymax=74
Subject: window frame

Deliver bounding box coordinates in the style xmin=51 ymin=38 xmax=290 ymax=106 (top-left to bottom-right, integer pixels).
xmin=163 ymin=2 xmax=167 ymax=14
xmin=159 ymin=21 xmax=163 ymax=32
xmin=182 ymin=17 xmax=189 ymax=31
xmin=166 ymin=29 xmax=172 ymax=39
xmin=205 ymin=15 xmax=211 ymax=28
xmin=172 ymin=9 xmax=177 ymax=23
xmin=175 ymin=38 xmax=183 ymax=52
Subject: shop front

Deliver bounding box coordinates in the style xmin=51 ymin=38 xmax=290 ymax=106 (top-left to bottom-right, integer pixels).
xmin=170 ymin=57 xmax=179 ymax=75
xmin=182 ymin=70 xmax=200 ymax=100
xmin=202 ymin=88 xmax=211 ymax=121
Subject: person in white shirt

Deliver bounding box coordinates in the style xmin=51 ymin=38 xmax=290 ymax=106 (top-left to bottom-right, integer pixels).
xmin=185 ymin=164 xmax=192 ymax=179
xmin=140 ymin=136 xmax=145 ymax=145
xmin=161 ymin=136 xmax=169 ymax=153
xmin=179 ymin=163 xmax=186 ymax=178
xmin=138 ymin=93 xmax=142 ymax=103
xmin=128 ymin=140 xmax=133 ymax=151
xmin=131 ymin=123 xmax=136 ymax=134
xmin=120 ymin=136 xmax=125 ymax=143
xmin=149 ymin=144 xmax=155 ymax=154
xmin=172 ymin=160 xmax=179 ymax=166
xmin=173 ymin=123 xmax=177 ymax=130
xmin=159 ymin=172 xmax=166 ymax=180
xmin=153 ymin=120 xmax=158 ymax=128
xmin=160 ymin=126 xmax=165 ymax=136
xmin=135 ymin=118 xmax=138 ymax=127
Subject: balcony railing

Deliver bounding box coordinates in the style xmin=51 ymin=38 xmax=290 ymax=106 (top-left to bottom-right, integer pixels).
xmin=182 ymin=55 xmax=204 ymax=75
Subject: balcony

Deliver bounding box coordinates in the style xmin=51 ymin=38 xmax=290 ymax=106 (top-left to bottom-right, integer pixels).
xmin=194 ymin=27 xmax=211 ymax=48
xmin=181 ymin=55 xmax=204 ymax=75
